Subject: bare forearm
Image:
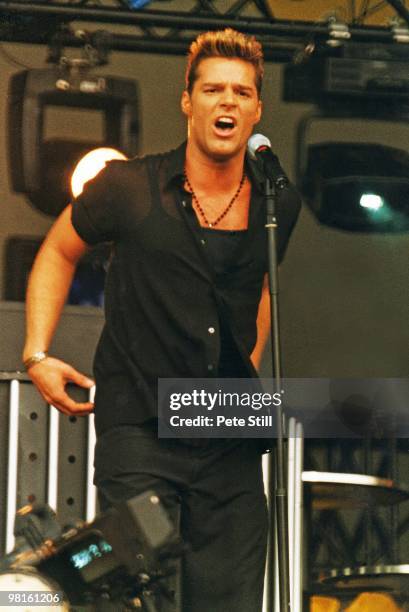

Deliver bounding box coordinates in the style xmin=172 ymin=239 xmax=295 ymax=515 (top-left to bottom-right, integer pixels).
xmin=251 ymin=316 xmax=271 ymax=370
xmin=23 ymin=204 xmax=89 ymax=361
xmin=251 ymin=275 xmax=271 ymax=370
xmin=23 ymin=245 xmax=76 ymax=360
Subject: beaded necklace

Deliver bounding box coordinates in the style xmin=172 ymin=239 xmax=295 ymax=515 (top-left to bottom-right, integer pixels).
xmin=184 ymin=169 xmax=246 ymax=228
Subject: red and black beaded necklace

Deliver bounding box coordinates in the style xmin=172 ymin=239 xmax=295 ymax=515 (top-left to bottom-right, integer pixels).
xmin=184 ymin=169 xmax=246 ymax=228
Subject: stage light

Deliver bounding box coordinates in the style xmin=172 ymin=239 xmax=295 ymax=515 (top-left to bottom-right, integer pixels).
xmin=285 ymin=38 xmax=409 ymax=232
xmin=71 ymin=147 xmax=127 ymax=198
xmin=359 ymin=194 xmax=384 ymax=211
xmin=7 ymin=67 xmax=139 ymax=217
xmin=301 ymin=143 xmax=409 ymax=232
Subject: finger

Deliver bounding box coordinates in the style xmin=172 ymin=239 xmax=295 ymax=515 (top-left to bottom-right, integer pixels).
xmin=47 ymin=392 xmax=94 ymax=415
xmin=51 ymin=403 xmax=94 ymax=417
xmin=53 ymin=405 xmax=94 ymax=417
xmin=64 ymin=366 xmax=95 ymax=389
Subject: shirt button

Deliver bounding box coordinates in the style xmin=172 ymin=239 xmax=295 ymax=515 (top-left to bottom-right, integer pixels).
xmin=182 ymin=201 xmax=186 ymax=207
xmin=208 ymin=327 xmax=215 ymax=334
xmin=200 ymin=239 xmax=206 ymax=245
xmin=207 ymin=364 xmax=214 ymax=371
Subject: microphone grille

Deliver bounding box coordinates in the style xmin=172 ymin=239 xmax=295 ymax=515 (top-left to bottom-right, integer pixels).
xmin=247 ymin=133 xmax=271 ymax=158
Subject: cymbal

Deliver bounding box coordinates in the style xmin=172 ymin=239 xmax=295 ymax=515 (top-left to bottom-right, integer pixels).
xmin=317 ymin=564 xmax=409 ymax=594
xmin=302 ymin=471 xmax=409 ymax=509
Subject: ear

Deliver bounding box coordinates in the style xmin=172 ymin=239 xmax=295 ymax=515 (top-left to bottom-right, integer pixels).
xmin=181 ymin=90 xmax=192 ymax=117
xmin=254 ymin=99 xmax=262 ymax=125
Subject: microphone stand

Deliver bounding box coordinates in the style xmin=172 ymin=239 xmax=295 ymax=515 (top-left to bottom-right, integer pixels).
xmin=264 ymin=176 xmax=291 ymax=612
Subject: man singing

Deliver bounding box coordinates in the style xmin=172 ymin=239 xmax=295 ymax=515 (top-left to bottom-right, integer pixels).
xmin=23 ymin=28 xmax=300 ymax=611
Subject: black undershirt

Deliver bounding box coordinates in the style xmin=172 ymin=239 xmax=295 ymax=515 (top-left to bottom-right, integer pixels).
xmin=199 ymin=226 xmax=249 ymax=377
xmin=199 ymin=226 xmax=246 ymax=274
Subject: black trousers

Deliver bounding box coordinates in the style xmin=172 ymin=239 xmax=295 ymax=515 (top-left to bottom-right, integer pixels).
xmin=94 ymin=425 xmax=268 ymax=612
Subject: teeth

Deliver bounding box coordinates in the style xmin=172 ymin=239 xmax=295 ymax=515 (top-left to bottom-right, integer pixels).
xmin=216 ymin=117 xmax=235 ymax=129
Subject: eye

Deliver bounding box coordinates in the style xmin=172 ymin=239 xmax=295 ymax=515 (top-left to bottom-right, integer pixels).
xmin=238 ymin=90 xmax=251 ymax=97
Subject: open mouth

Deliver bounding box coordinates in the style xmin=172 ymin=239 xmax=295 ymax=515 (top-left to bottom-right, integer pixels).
xmin=214 ymin=116 xmax=236 ymax=133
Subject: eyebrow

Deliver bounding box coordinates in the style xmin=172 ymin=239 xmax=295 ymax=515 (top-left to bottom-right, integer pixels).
xmin=202 ymin=82 xmax=256 ymax=92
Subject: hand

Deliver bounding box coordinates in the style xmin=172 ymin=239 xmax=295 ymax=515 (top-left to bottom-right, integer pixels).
xmin=27 ymin=357 xmax=95 ymax=416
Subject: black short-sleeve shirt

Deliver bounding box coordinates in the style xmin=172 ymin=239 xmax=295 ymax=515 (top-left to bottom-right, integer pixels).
xmin=71 ymin=142 xmax=301 ymax=434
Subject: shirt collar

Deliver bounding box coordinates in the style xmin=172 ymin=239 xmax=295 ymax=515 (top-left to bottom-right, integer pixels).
xmin=165 ymin=141 xmax=187 ymax=187
xmin=165 ymin=140 xmax=264 ymax=194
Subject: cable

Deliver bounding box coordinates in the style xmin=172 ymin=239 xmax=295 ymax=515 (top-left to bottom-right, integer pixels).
xmin=0 ymin=43 xmax=33 ymax=69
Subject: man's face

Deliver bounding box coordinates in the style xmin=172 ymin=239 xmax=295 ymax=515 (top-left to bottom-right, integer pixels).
xmin=181 ymin=57 xmax=262 ymax=163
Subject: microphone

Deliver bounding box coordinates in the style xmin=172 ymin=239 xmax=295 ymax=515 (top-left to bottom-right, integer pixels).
xmin=247 ymin=134 xmax=289 ymax=190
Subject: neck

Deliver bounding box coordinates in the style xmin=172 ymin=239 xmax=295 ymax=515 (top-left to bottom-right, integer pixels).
xmin=185 ymin=141 xmax=246 ymax=192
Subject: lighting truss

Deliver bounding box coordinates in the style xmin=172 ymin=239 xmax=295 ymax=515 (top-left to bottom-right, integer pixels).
xmin=0 ymin=0 xmax=409 ymax=60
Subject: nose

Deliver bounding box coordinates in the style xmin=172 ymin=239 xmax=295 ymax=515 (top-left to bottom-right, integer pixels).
xmin=220 ymin=86 xmax=236 ymax=106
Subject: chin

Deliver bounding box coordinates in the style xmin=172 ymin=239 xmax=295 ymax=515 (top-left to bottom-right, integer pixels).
xmin=208 ymin=142 xmax=243 ymax=162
